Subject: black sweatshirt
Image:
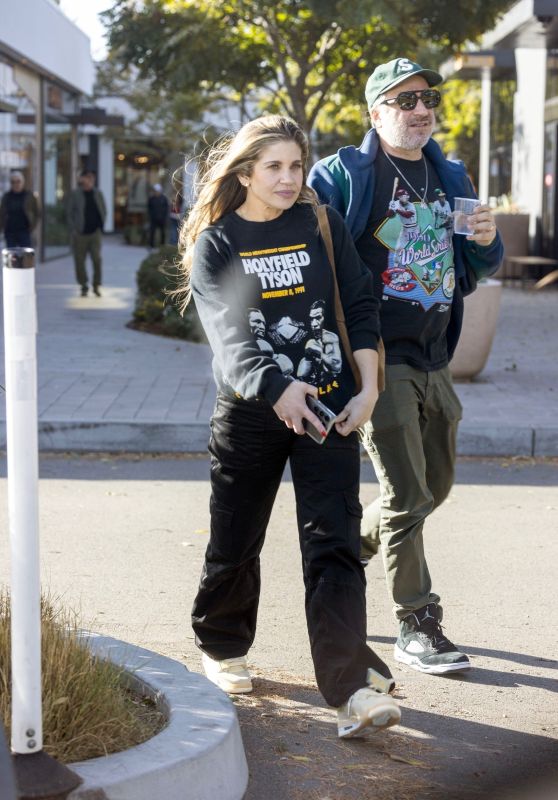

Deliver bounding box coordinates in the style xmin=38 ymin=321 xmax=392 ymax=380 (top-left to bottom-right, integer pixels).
xmin=191 ymin=203 xmax=380 ymax=413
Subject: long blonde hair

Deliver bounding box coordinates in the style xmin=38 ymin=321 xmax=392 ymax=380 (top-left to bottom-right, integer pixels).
xmin=175 ymin=115 xmax=317 ymax=312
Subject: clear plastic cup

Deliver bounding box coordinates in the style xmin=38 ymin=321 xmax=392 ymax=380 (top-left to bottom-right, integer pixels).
xmin=453 ymin=197 xmax=481 ymax=235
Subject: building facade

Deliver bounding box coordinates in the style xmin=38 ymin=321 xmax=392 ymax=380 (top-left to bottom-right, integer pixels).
xmin=447 ymin=0 xmax=558 ymax=257
xmin=0 ymin=0 xmax=106 ymax=260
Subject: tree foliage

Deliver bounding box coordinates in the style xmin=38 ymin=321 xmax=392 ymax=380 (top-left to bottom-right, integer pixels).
xmin=102 ymin=0 xmax=515 ymax=156
xmin=436 ymin=78 xmax=516 ymax=189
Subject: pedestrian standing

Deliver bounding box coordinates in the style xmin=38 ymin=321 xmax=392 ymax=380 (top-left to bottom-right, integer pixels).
xmin=0 ymin=171 xmax=41 ymax=248
xmin=147 ymin=183 xmax=169 ymax=248
xmin=67 ymin=170 xmax=106 ymax=297
xmin=176 ymin=114 xmax=401 ymax=738
xmin=309 ymin=57 xmax=503 ymax=676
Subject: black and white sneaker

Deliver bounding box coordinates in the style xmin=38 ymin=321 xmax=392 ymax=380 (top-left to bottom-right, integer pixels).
xmin=394 ymin=603 xmax=471 ymax=675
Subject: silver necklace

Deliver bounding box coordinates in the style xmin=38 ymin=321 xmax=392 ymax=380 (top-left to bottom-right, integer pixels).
xmin=383 ymin=149 xmax=429 ymax=208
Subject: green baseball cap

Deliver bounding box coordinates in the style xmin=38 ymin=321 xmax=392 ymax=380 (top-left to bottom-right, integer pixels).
xmin=365 ymin=57 xmax=443 ymax=109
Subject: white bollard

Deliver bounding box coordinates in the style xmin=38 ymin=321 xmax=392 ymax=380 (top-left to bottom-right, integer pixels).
xmin=2 ymin=247 xmax=42 ymax=754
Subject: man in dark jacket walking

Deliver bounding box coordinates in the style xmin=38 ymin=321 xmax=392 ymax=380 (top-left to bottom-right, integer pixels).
xmin=309 ymin=57 xmax=503 ymax=677
xmin=148 ymin=184 xmax=169 ymax=249
xmin=67 ymin=170 xmax=106 ymax=297
xmin=0 ymin=171 xmax=41 ymax=248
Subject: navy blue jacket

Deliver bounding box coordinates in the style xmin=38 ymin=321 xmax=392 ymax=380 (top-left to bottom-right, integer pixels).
xmin=308 ymin=129 xmax=504 ymax=361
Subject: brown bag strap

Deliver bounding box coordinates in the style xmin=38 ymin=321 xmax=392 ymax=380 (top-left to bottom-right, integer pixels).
xmin=316 ymin=204 xmax=385 ymax=393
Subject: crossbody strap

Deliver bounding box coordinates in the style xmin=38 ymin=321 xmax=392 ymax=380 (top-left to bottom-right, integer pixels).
xmin=316 ymin=204 xmax=385 ymax=393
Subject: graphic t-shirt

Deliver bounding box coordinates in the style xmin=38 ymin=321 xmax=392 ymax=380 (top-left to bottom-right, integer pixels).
xmin=356 ymin=148 xmax=455 ymax=371
xmin=191 ymin=203 xmax=379 ymax=413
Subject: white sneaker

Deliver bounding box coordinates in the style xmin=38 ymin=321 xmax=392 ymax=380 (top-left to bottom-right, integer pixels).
xmin=202 ymin=652 xmax=253 ymax=694
xmin=337 ymin=687 xmax=401 ymax=738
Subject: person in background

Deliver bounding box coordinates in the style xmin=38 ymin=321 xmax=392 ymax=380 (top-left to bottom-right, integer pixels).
xmin=67 ymin=169 xmax=106 ymax=297
xmin=148 ymin=183 xmax=169 ymax=248
xmin=0 ymin=171 xmax=41 ymax=248
xmin=176 ymin=114 xmax=401 ymax=739
xmin=309 ymin=57 xmax=503 ymax=677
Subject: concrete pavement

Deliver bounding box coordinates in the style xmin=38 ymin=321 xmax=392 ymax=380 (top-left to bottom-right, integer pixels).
xmin=0 ymin=454 xmax=556 ymax=799
xmin=0 ymin=235 xmax=557 ymax=455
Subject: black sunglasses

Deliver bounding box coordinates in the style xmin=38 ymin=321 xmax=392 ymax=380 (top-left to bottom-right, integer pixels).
xmin=381 ymin=89 xmax=441 ymax=111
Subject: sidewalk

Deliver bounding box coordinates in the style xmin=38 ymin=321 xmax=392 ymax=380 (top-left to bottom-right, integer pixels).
xmin=1 ymin=236 xmax=557 ymax=455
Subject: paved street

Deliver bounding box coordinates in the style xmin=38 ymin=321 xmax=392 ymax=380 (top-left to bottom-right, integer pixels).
xmin=0 ymin=453 xmax=556 ymax=799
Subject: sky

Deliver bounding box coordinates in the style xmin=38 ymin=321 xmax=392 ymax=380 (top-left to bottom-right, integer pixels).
xmin=58 ymin=0 xmax=114 ymax=61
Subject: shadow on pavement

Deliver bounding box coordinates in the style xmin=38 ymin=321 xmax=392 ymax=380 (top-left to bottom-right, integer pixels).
xmin=234 ymin=673 xmax=558 ymax=800
xmin=368 ymin=635 xmax=558 ymax=674
xmin=0 ymin=453 xmax=556 ymax=487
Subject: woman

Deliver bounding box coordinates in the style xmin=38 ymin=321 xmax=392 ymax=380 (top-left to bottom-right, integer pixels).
xmin=177 ymin=115 xmax=400 ymax=738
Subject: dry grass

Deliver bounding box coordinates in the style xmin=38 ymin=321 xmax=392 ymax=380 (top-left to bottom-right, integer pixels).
xmin=0 ymin=592 xmax=165 ymax=763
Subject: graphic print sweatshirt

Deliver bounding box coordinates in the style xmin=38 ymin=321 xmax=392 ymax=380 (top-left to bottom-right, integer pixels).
xmin=191 ymin=203 xmax=379 ymax=413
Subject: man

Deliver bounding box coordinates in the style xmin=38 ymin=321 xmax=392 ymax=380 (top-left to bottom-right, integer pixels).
xmin=67 ymin=170 xmax=106 ymax=297
xmin=248 ymin=307 xmax=294 ymax=376
xmin=309 ymin=57 xmax=503 ymax=676
xmin=147 ymin=183 xmax=169 ymax=249
xmin=297 ymin=300 xmax=342 ymax=383
xmin=388 ymin=187 xmax=421 ymax=260
xmin=0 ymin=171 xmax=41 ymax=248
xmin=432 ymin=188 xmax=453 ymax=243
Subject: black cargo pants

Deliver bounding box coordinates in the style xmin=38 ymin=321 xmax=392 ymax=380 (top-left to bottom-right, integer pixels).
xmin=191 ymin=393 xmax=392 ymax=708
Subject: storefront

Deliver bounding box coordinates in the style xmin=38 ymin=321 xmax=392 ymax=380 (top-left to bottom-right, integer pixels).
xmin=447 ymin=1 xmax=558 ymax=258
xmin=0 ymin=0 xmax=94 ymax=260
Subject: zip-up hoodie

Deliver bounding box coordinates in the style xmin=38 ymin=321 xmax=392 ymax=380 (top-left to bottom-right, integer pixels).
xmin=308 ymin=129 xmax=503 ymax=361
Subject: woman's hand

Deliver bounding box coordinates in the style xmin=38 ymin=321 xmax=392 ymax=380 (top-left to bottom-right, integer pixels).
xmin=273 ymin=380 xmax=324 ymax=436
xmin=467 ymin=204 xmax=497 ymax=246
xmin=335 ymin=386 xmax=378 ymax=437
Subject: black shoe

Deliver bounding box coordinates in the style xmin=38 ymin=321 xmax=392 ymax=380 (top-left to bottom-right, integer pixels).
xmin=93 ymin=286 xmax=101 ymax=297
xmin=80 ymin=286 xmax=88 ymax=297
xmin=394 ymin=603 xmax=471 ymax=675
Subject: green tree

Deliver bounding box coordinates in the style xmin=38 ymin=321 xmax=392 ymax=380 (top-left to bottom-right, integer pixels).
xmin=103 ymin=0 xmax=515 ymax=156
xmin=436 ymin=78 xmax=516 ymax=189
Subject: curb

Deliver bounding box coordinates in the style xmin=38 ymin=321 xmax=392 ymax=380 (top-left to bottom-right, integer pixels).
xmin=2 ymin=420 xmax=558 ymax=457
xmin=457 ymin=425 xmax=558 ymax=457
xmin=67 ymin=634 xmax=248 ymax=800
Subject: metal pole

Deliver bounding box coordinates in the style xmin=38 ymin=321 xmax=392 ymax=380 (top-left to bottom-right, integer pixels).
xmin=479 ymin=65 xmax=492 ymax=204
xmin=2 ymin=247 xmax=42 ymax=755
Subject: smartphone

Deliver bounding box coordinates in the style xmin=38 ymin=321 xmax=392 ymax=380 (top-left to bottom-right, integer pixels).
xmin=303 ymin=395 xmax=337 ymax=444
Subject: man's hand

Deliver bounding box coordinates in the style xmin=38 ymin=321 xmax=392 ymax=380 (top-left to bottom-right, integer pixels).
xmin=273 ymin=381 xmax=324 ymax=436
xmin=467 ymin=204 xmax=498 ymax=246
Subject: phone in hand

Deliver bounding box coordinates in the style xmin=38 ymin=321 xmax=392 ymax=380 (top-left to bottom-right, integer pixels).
xmin=303 ymin=395 xmax=337 ymax=444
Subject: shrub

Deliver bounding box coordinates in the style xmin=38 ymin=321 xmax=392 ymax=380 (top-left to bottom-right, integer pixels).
xmin=0 ymin=592 xmax=165 ymax=763
xmin=131 ymin=245 xmax=207 ymax=342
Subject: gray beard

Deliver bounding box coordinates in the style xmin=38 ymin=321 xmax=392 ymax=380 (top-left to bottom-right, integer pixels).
xmin=383 ymin=112 xmax=434 ymax=153
xmin=391 ymin=127 xmax=431 ymax=152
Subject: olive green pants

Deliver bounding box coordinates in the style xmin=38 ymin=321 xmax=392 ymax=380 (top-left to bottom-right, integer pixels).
xmin=359 ymin=364 xmax=462 ymax=621
xmin=73 ymin=229 xmax=102 ymax=290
